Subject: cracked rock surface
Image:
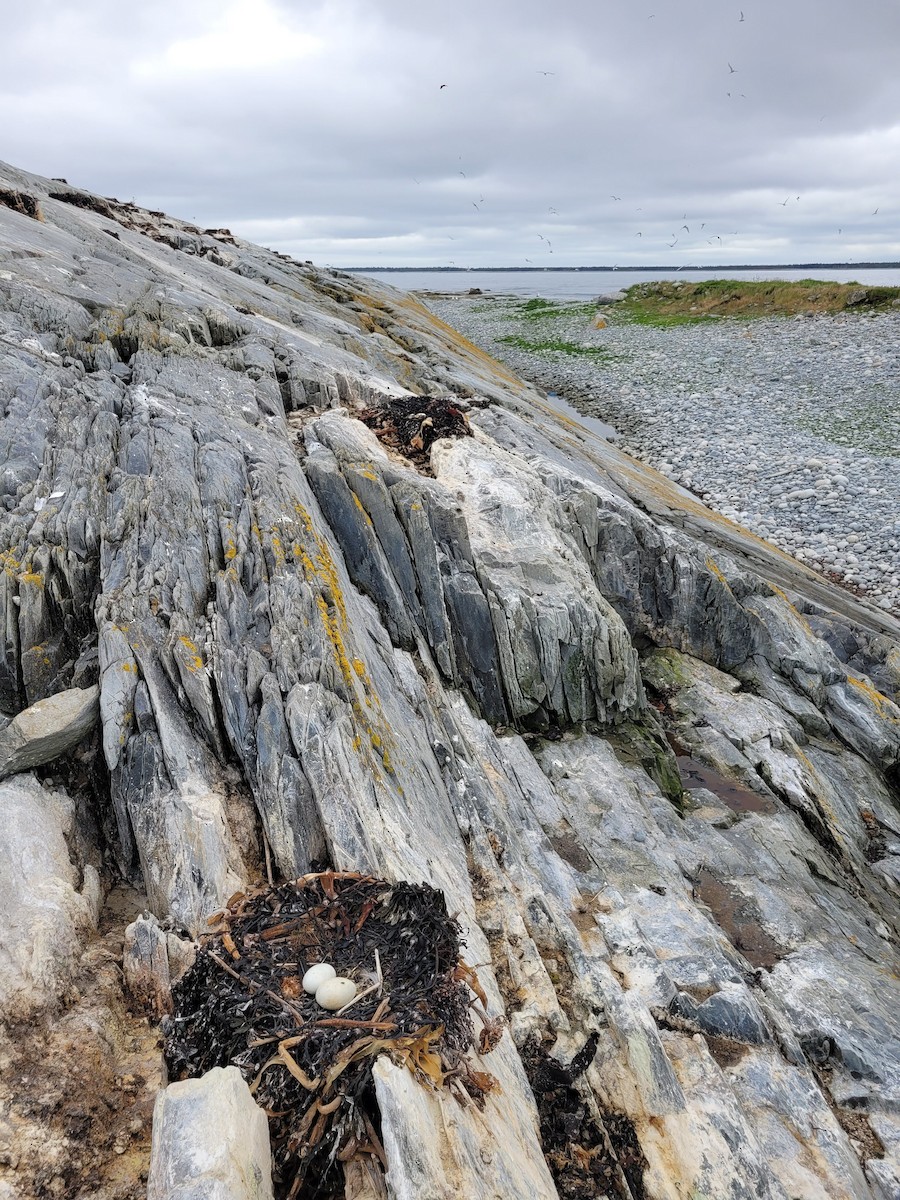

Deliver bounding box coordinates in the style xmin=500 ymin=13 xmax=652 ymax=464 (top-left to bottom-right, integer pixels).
xmin=2 ymin=161 xmax=900 ymax=1199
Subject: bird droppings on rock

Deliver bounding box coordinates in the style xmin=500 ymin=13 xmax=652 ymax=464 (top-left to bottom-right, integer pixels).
xmin=164 ymin=871 xmax=501 ymax=1199
xmin=357 ymin=394 xmax=474 ymax=472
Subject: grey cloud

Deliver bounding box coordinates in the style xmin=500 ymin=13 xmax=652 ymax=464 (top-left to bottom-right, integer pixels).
xmin=1 ymin=0 xmax=898 ymax=265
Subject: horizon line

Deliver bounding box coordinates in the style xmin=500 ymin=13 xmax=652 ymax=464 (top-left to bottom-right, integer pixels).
xmin=344 ymin=261 xmax=900 ymax=273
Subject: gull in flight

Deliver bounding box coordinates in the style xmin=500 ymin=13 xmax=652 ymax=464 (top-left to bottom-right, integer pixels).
xmin=537 ymin=70 xmax=555 ymax=76
xmin=728 ymin=62 xmax=737 ymax=73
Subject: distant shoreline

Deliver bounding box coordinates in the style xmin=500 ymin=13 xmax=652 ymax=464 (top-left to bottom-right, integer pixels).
xmin=348 ymin=262 xmax=900 ymax=273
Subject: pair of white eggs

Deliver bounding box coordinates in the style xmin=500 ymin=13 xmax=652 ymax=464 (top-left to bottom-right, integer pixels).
xmin=301 ymin=962 xmax=357 ymax=1011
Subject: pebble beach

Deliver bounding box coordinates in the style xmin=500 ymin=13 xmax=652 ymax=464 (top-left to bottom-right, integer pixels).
xmin=428 ymin=294 xmax=900 ymax=616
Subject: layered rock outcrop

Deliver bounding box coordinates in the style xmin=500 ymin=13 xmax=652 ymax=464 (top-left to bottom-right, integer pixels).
xmin=2 ymin=161 xmax=900 ymax=1199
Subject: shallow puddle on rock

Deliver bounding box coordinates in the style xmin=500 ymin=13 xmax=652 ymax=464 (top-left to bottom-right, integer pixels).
xmin=544 ymin=390 xmax=619 ymax=442
xmin=668 ymin=735 xmax=776 ymax=814
xmin=694 ymin=868 xmax=787 ymax=969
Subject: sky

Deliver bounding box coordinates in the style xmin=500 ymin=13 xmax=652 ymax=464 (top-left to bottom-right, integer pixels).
xmin=1 ymin=0 xmax=899 ymax=268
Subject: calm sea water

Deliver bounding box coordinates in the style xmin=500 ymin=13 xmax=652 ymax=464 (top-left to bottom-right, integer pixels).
xmin=356 ymin=266 xmax=900 ymax=301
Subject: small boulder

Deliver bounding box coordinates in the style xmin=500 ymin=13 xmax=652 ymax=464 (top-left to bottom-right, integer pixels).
xmin=0 ymin=685 xmax=99 ymax=779
xmin=147 ymin=1066 xmax=274 ymax=1200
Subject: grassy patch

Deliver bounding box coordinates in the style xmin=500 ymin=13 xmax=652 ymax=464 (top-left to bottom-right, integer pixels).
xmin=498 ymin=333 xmax=615 ymax=359
xmin=514 ymin=298 xmax=600 ymax=321
xmin=619 ymin=278 xmax=900 ymax=324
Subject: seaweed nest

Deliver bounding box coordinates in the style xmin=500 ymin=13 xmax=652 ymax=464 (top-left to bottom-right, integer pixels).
xmin=165 ymin=872 xmax=502 ymax=1199
xmin=358 ymin=394 xmax=473 ymax=470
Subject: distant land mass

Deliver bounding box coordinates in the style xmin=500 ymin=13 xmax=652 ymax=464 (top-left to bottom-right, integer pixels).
xmin=349 ymin=261 xmax=900 ymax=272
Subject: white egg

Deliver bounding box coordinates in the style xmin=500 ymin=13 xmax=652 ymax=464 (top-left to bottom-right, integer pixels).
xmin=315 ymin=976 xmax=357 ymax=1011
xmin=302 ymin=963 xmax=336 ymax=995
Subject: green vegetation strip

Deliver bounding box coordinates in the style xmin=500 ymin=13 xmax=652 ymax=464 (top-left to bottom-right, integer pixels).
xmin=514 ymin=298 xmax=600 ymax=321
xmin=498 ymin=333 xmax=614 ymax=358
xmin=619 ymin=278 xmax=900 ymax=325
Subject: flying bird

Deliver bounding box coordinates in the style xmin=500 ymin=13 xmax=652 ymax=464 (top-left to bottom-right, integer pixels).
xmin=610 ymin=194 xmax=621 ymax=200
xmin=873 ymin=207 xmax=880 ymax=215
xmin=635 ymin=232 xmax=642 ymax=237
xmin=682 ymin=224 xmax=690 ymax=232
xmin=728 ymin=62 xmax=736 ymax=73
xmin=739 ymin=10 xmax=745 ymax=21
xmin=548 ymin=206 xmax=558 ymax=214
xmin=537 ymin=70 xmax=555 ymax=76
xmin=779 ymin=198 xmax=789 ymax=206
xmin=439 ymin=83 xmax=447 ymax=89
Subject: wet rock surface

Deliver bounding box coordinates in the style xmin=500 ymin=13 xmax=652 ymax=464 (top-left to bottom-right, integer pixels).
xmin=1 ymin=160 xmax=900 ymax=1198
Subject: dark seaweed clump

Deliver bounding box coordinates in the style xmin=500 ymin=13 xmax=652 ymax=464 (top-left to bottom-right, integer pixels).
xmin=165 ymin=872 xmax=500 ymax=1199
xmin=358 ymin=394 xmax=473 ymax=470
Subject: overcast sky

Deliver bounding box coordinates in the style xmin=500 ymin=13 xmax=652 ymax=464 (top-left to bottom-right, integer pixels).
xmin=2 ymin=0 xmax=899 ymax=267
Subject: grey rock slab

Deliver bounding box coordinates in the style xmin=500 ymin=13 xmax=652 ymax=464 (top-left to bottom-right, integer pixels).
xmin=432 ymin=435 xmax=644 ymax=724
xmin=0 ymin=774 xmax=100 ymax=1020
xmin=147 ymin=1066 xmax=274 ymax=1200
xmin=0 ymin=684 xmax=98 ymax=778
xmin=374 ymin=1056 xmax=557 ymax=1200
xmin=4 ymin=158 xmax=900 ymax=1198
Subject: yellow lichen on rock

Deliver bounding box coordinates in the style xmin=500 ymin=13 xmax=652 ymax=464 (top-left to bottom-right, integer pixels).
xmin=848 ymin=675 xmax=899 ymax=722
